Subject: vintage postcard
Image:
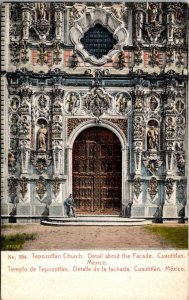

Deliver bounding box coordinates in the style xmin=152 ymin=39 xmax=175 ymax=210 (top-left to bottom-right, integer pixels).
xmin=1 ymin=1 xmax=188 ymax=300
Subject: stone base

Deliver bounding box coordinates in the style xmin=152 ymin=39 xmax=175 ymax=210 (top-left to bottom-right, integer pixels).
xmin=49 ymin=204 xmax=64 ymax=217
xmin=147 ymin=206 xmax=159 ymax=217
xmin=1 ymin=203 xmax=8 ymax=215
xmin=163 ymin=205 xmax=178 ymax=218
xmin=17 ymin=204 xmax=31 ymax=215
xmin=32 ymin=204 xmax=48 ymax=216
xmin=131 ymin=205 xmax=145 ymax=217
xmin=185 ymin=204 xmax=189 ymax=218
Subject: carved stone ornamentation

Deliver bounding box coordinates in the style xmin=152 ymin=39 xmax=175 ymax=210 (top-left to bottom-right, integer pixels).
xmin=36 ymin=176 xmax=47 ymax=200
xmin=166 ymin=46 xmax=174 ymax=66
xmin=33 ymin=3 xmax=51 ymax=40
xmin=133 ymin=178 xmax=141 ymax=199
xmin=133 ymin=117 xmax=144 ymax=140
xmin=116 ymin=93 xmax=132 ymax=115
xmin=19 ymin=177 xmax=28 ymax=199
xmin=65 ymin=92 xmax=80 ymax=114
xmin=143 ymin=151 xmax=163 ymax=174
xmin=134 ymin=45 xmax=142 ymax=66
xmin=166 ymin=117 xmax=175 ymax=140
xmin=67 ymin=118 xmax=90 ymax=137
xmin=37 ymin=44 xmax=47 ymax=65
xmin=165 ymin=178 xmax=174 ymax=199
xmin=31 ymin=152 xmax=51 ymax=174
xmin=175 ymin=153 xmax=185 ymax=176
xmin=134 ymin=90 xmax=144 ymax=112
xmin=20 ymin=140 xmax=30 ymax=173
xmin=145 ymin=3 xmax=165 ymax=43
xmin=19 ymin=116 xmax=30 ymax=136
xmin=52 ymin=177 xmax=61 ymax=198
xmin=148 ymin=96 xmax=158 ymax=111
xmin=8 ymin=151 xmax=17 ymax=173
xmin=117 ymin=51 xmax=125 ymax=69
xmin=84 ymin=88 xmax=112 ymax=117
xmin=53 ymin=43 xmax=61 ymax=65
xmin=8 ymin=177 xmax=18 ymax=196
xmin=52 ymin=115 xmax=62 ymax=139
xmin=148 ymin=177 xmax=158 ymax=201
xmin=52 ymin=141 xmax=63 ymax=174
xmin=9 ymin=42 xmax=21 ymax=65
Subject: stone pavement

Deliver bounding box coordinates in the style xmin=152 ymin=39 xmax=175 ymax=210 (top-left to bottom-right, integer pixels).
xmin=2 ymin=223 xmax=184 ymax=250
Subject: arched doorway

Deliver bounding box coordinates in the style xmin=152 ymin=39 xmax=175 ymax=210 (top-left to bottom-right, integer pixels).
xmin=72 ymin=127 xmax=122 ymax=215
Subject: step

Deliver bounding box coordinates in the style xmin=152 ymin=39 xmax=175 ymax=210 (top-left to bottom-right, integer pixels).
xmin=41 ymin=217 xmax=152 ymax=226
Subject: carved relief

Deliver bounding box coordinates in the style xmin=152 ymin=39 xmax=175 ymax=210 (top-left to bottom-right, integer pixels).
xmin=83 ymin=88 xmax=112 ymax=117
xmin=52 ymin=177 xmax=61 ymax=198
xmin=65 ymin=92 xmax=80 ymax=114
xmin=19 ymin=177 xmax=28 ymax=199
xmin=67 ymin=118 xmax=90 ymax=137
xmin=115 ymin=93 xmax=132 ymax=115
xmin=36 ymin=176 xmax=47 ymax=200
xmin=8 ymin=151 xmax=17 ymax=173
xmin=33 ymin=3 xmax=51 ymax=40
xmin=8 ymin=177 xmax=18 ymax=196
xmin=19 ymin=116 xmax=30 ymax=136
xmin=165 ymin=178 xmax=174 ymax=200
xmin=148 ymin=177 xmax=158 ymax=201
xmin=31 ymin=152 xmax=51 ymax=174
xmin=133 ymin=178 xmax=141 ymax=199
xmin=134 ymin=90 xmax=144 ymax=112
xmin=52 ymin=115 xmax=62 ymax=139
xmin=133 ymin=117 xmax=144 ymax=140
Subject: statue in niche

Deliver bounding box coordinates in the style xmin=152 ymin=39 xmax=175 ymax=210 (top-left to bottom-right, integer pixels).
xmin=147 ymin=126 xmax=159 ymax=151
xmin=36 ymin=3 xmax=48 ymax=21
xmin=8 ymin=151 xmax=16 ymax=172
xmin=37 ymin=124 xmax=48 ymax=151
xmin=149 ymin=3 xmax=158 ymax=23
xmin=149 ymin=96 xmax=158 ymax=111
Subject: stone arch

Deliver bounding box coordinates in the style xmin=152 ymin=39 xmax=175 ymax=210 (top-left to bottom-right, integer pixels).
xmin=66 ymin=119 xmax=129 ymax=215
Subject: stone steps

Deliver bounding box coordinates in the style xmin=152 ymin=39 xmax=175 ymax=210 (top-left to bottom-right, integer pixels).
xmin=41 ymin=216 xmax=152 ymax=226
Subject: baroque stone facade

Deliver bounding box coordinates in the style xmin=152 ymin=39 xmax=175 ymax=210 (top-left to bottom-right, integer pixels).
xmin=1 ymin=2 xmax=188 ymax=221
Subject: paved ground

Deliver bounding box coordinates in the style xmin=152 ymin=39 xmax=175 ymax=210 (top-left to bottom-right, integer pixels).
xmin=2 ymin=223 xmax=187 ymax=250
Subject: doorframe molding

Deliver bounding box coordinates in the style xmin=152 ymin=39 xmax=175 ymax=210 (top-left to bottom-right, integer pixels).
xmin=66 ymin=119 xmax=129 ymax=216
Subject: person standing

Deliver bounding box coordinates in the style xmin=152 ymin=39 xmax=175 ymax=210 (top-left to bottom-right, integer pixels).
xmin=64 ymin=194 xmax=76 ymax=217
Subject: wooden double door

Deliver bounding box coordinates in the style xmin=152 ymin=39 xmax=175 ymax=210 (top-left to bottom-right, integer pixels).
xmin=73 ymin=127 xmax=122 ymax=215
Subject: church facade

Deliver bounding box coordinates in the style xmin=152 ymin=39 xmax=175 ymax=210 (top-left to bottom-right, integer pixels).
xmin=1 ymin=2 xmax=188 ymax=221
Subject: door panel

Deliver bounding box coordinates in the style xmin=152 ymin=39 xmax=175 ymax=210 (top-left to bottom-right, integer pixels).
xmin=73 ymin=127 xmax=121 ymax=215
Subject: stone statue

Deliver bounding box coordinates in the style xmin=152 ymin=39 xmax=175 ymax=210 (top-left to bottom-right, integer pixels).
xmin=37 ymin=124 xmax=47 ymax=151
xmin=147 ymin=126 xmax=159 ymax=151
xmin=37 ymin=3 xmax=47 ymax=21
xmin=149 ymin=3 xmax=158 ymax=23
